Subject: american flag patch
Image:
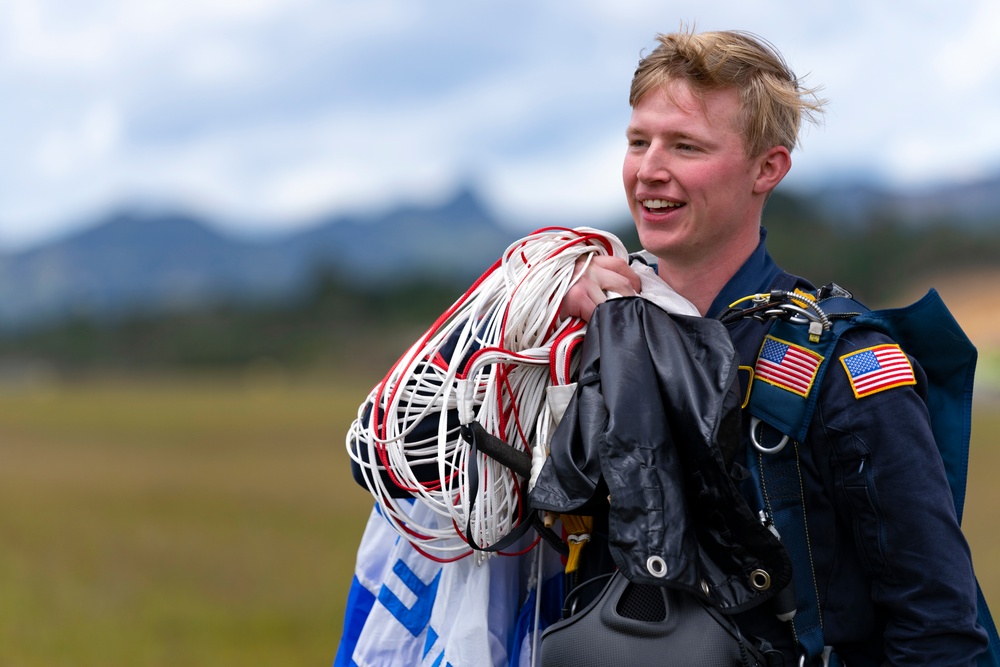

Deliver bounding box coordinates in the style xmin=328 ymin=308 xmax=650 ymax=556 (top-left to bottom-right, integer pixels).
xmin=840 ymin=344 xmax=916 ymax=399
xmin=755 ymin=335 xmax=824 ymax=397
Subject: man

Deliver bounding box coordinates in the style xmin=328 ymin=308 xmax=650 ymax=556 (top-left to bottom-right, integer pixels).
xmin=556 ymin=30 xmax=989 ymax=665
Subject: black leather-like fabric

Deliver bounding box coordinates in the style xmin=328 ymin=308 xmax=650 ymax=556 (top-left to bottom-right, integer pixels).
xmin=530 ymin=297 xmax=791 ymax=614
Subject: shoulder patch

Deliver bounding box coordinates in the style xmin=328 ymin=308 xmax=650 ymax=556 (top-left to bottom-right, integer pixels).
xmin=840 ymin=343 xmax=916 ymax=399
xmin=755 ymin=335 xmax=824 ymax=398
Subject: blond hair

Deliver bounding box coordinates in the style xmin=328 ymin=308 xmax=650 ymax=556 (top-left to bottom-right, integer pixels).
xmin=630 ymin=30 xmax=826 ymax=156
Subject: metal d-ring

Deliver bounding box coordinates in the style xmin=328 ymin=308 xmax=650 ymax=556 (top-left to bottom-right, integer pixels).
xmin=750 ymin=416 xmax=788 ymax=454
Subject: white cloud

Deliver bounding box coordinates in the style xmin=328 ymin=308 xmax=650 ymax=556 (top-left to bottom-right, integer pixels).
xmin=482 ymin=135 xmax=628 ymax=229
xmin=935 ymin=1 xmax=1000 ymax=90
xmin=0 ymin=0 xmax=999 ymax=248
xmin=32 ymin=101 xmax=122 ymax=176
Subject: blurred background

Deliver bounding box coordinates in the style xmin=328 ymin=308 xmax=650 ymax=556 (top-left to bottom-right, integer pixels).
xmin=1 ymin=1 xmax=999 ymax=664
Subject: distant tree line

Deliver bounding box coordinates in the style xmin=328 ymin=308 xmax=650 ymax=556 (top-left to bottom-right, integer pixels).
xmin=760 ymin=192 xmax=1000 ymax=305
xmin=0 ymin=273 xmax=461 ymax=376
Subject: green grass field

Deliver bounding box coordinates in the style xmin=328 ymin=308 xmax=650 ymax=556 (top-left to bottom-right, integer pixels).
xmin=0 ymin=375 xmax=377 ymax=666
xmin=0 ymin=375 xmax=997 ymax=665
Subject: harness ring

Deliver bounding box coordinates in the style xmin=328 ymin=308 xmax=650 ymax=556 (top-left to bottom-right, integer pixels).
xmin=750 ymin=416 xmax=789 ymax=454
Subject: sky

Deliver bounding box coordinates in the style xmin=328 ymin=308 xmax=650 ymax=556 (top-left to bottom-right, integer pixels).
xmin=2 ymin=0 xmax=999 ymax=249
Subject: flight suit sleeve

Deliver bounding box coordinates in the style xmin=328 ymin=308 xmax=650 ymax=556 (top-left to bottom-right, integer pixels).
xmin=814 ymin=328 xmax=988 ymax=665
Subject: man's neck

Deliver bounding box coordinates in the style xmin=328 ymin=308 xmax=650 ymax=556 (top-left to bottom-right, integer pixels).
xmin=654 ymin=232 xmax=760 ymax=315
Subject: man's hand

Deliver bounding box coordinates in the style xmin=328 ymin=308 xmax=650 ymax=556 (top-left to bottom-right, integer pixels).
xmin=559 ymin=255 xmax=642 ymax=322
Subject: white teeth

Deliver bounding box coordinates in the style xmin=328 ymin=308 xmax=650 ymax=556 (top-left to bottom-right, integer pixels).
xmin=643 ymin=199 xmax=680 ymax=209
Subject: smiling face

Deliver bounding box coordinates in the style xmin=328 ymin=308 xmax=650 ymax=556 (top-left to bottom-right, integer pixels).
xmin=623 ymin=80 xmax=784 ymax=277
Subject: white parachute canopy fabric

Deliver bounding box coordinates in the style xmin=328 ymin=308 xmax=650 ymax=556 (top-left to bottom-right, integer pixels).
xmin=346 ymin=227 xmax=626 ymax=559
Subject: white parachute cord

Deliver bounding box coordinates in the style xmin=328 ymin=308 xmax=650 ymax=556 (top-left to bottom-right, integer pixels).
xmin=354 ymin=270 xmax=509 ymax=552
xmin=529 ymin=321 xmax=585 ymax=491
xmin=457 ymin=345 xmax=550 ymax=558
xmin=346 ymin=227 xmax=628 ymax=558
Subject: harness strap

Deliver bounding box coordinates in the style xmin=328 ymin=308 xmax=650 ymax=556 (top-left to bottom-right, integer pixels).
xmin=738 ymin=290 xmax=869 ymax=662
xmin=747 ymin=436 xmax=825 ymax=662
xmin=741 ymin=301 xmax=853 ymax=663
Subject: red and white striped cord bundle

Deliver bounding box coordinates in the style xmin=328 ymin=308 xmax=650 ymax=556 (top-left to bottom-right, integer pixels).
xmin=346 ymin=227 xmax=629 ymax=561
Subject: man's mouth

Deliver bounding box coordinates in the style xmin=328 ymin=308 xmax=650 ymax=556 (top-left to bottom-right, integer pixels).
xmin=642 ymin=199 xmax=683 ymax=211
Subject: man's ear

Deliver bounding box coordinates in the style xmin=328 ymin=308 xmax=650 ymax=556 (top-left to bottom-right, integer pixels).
xmin=753 ymin=146 xmax=792 ymax=194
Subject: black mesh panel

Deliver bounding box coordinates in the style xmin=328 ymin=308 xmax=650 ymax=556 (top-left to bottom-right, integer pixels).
xmin=616 ymin=583 xmax=667 ymax=622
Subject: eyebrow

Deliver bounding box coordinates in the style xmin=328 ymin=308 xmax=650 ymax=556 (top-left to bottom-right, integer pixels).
xmin=625 ymin=127 xmax=704 ymax=143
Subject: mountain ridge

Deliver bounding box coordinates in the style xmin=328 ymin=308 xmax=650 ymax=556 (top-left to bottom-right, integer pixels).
xmin=2 ymin=174 xmax=999 ymax=330
xmin=0 ymin=187 xmax=522 ymax=329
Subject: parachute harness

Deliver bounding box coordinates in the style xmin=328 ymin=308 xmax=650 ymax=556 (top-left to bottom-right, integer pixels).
xmin=346 ymin=227 xmax=629 ymax=562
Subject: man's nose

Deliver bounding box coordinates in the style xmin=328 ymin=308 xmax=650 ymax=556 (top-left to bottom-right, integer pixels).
xmin=636 ymin=145 xmax=671 ymax=183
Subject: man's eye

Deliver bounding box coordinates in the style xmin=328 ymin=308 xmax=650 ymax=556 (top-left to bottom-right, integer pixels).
xmin=677 ymin=143 xmax=698 ymax=152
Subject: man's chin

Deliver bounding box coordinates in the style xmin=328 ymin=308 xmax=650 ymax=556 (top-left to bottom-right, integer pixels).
xmin=635 ymin=231 xmax=678 ymax=263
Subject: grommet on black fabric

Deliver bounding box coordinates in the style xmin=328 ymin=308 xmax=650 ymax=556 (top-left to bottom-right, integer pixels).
xmin=646 ymin=555 xmax=668 ymax=578
xmin=750 ymin=568 xmax=772 ymax=591
xmin=700 ymin=579 xmax=711 ymax=596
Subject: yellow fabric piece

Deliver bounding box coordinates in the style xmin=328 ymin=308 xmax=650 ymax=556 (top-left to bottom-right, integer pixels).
xmin=791 ymin=288 xmax=817 ymax=308
xmin=558 ymin=514 xmax=593 ymax=574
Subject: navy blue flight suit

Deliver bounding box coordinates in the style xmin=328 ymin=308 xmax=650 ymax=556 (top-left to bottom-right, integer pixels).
xmin=715 ymin=229 xmax=988 ymax=665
